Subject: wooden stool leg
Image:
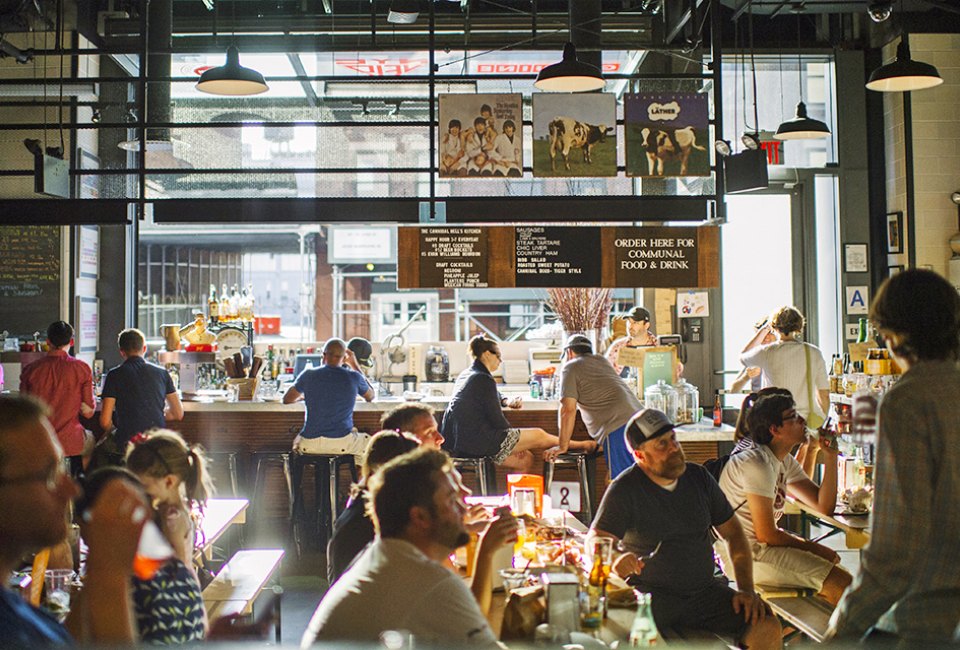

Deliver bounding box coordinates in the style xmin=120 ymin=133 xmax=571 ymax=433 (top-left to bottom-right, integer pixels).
xmin=478 ymin=461 xmax=488 ymax=496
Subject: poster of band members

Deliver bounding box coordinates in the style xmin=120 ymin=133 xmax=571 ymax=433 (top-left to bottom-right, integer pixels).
xmin=438 ymin=94 xmax=523 ymax=177
xmin=625 ymin=93 xmax=710 ymax=177
xmin=532 ymin=93 xmax=617 ymax=177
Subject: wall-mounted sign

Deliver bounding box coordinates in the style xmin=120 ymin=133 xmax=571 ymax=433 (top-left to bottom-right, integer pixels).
xmin=515 ymin=226 xmax=601 ymax=287
xmin=77 ymin=225 xmax=99 ymax=279
xmin=846 ymin=286 xmax=870 ymax=315
xmin=419 ymin=227 xmax=489 ymax=288
xmin=613 ymin=227 xmax=700 ymax=288
xmin=328 ymin=225 xmax=397 ymax=264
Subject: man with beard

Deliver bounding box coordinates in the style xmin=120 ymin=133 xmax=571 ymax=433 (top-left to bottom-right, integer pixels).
xmin=590 ymin=409 xmax=781 ymax=649
xmin=302 ymin=448 xmax=500 ymax=647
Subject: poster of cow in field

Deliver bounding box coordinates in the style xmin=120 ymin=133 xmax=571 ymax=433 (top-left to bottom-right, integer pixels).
xmin=625 ymin=93 xmax=710 ymax=178
xmin=438 ymin=94 xmax=523 ymax=177
xmin=532 ymin=93 xmax=617 ymax=177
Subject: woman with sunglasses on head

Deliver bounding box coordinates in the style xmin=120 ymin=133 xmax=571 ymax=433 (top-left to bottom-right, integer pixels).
xmin=123 ymin=429 xmax=214 ymax=644
xmin=441 ymin=334 xmax=596 ymax=473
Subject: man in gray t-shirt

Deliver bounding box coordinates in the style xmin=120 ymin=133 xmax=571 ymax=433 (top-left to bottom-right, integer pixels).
xmin=545 ymin=334 xmax=641 ymax=479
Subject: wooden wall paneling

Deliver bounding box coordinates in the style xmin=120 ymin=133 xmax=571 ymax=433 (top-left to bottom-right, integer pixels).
xmin=396 ymin=227 xmax=419 ymax=288
xmin=697 ymin=225 xmax=720 ymax=287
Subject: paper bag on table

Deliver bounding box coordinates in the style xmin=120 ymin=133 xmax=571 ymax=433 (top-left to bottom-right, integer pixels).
xmin=500 ymin=585 xmax=545 ymax=641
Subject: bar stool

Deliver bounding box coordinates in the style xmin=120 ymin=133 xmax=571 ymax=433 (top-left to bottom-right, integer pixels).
xmin=289 ymin=452 xmax=357 ymax=557
xmin=207 ymin=451 xmax=241 ymax=497
xmin=451 ymin=456 xmax=497 ymax=496
xmin=543 ymin=451 xmax=599 ymax=522
xmin=250 ymin=451 xmax=293 ymax=524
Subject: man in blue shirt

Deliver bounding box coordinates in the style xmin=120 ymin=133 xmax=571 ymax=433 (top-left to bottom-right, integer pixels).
xmin=0 ymin=395 xmax=147 ymax=646
xmin=100 ymin=328 xmax=183 ymax=447
xmin=282 ymin=337 xmax=374 ymax=460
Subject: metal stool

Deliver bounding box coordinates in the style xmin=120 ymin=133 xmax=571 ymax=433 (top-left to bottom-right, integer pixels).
xmin=289 ymin=452 xmax=357 ymax=557
xmin=250 ymin=451 xmax=293 ymax=523
xmin=207 ymin=451 xmax=241 ymax=497
xmin=451 ymin=456 xmax=497 ymax=496
xmin=543 ymin=451 xmax=599 ymax=522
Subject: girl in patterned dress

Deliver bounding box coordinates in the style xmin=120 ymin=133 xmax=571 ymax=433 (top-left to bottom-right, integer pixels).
xmin=126 ymin=430 xmax=214 ymax=644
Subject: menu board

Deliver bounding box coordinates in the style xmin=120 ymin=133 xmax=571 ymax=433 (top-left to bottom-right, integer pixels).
xmin=418 ymin=227 xmax=489 ymax=288
xmin=515 ymin=226 xmax=601 ymax=287
xmin=613 ymin=226 xmax=700 ymax=288
xmin=0 ymin=225 xmax=61 ymax=334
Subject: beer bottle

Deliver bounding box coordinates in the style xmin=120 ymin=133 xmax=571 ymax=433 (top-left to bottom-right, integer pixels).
xmin=713 ymin=392 xmax=722 ymax=427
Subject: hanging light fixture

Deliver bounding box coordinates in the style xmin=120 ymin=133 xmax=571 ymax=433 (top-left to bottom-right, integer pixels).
xmin=775 ymin=16 xmax=830 ymax=141
xmin=387 ymin=0 xmax=420 ymax=24
xmin=866 ymin=39 xmax=942 ymax=92
xmin=534 ymin=42 xmax=605 ymax=92
xmin=196 ymin=46 xmax=269 ymax=95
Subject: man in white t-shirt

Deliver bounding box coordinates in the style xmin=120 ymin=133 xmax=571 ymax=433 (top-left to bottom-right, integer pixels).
xmin=716 ymin=393 xmax=852 ymax=605
xmin=301 ymin=448 xmax=500 ymax=647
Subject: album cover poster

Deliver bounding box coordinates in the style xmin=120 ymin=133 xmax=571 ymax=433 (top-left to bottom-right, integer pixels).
xmin=625 ymin=93 xmax=710 ymax=177
xmin=532 ymin=93 xmax=617 ymax=177
xmin=438 ymin=94 xmax=523 ymax=178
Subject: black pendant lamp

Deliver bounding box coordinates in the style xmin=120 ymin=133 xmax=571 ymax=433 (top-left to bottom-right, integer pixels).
xmin=534 ymin=42 xmax=605 ymax=92
xmin=866 ymin=39 xmax=943 ymax=92
xmin=775 ymin=17 xmax=830 ymax=141
xmin=196 ymin=46 xmax=269 ymax=96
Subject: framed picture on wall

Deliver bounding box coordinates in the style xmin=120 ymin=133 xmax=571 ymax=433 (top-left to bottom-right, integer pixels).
xmin=886 ymin=211 xmax=903 ymax=254
xmin=888 ymin=265 xmax=904 ymax=277
xmin=76 ymin=225 xmax=99 ymax=280
xmin=75 ymin=296 xmax=99 ymax=354
xmin=844 ymin=243 xmax=868 ymax=273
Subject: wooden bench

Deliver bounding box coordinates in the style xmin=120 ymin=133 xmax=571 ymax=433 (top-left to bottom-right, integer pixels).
xmin=756 ymin=586 xmax=834 ymax=644
xmin=202 ymin=549 xmax=285 ymax=643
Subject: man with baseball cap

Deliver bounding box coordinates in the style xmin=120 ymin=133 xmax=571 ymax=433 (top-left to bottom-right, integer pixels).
xmin=589 ymin=408 xmax=780 ymax=648
xmin=545 ymin=334 xmax=641 ymax=480
xmin=606 ymin=306 xmax=658 ymax=376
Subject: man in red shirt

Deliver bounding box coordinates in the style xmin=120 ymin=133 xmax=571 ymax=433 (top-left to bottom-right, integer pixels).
xmin=19 ymin=321 xmax=95 ymax=478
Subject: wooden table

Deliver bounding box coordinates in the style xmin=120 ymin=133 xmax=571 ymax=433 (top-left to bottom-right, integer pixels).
xmin=195 ymin=498 xmax=249 ymax=562
xmin=785 ymin=497 xmax=870 ymax=550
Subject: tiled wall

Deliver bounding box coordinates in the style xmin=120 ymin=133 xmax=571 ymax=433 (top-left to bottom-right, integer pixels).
xmin=885 ymin=34 xmax=960 ymax=276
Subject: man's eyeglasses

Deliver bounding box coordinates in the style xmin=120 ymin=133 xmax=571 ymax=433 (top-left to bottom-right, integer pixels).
xmin=0 ymin=462 xmax=68 ymax=492
xmin=782 ymin=412 xmax=802 ymax=423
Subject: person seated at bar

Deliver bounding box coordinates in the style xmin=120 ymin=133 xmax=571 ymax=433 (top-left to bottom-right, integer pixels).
xmin=382 ymin=402 xmax=445 ymax=448
xmin=125 ymin=429 xmax=214 ymax=642
xmin=606 ymin=306 xmax=658 ymax=376
xmin=19 ymin=321 xmax=95 ymax=479
xmin=828 ymin=270 xmax=960 ymax=643
xmin=731 ymin=387 xmax=794 ymax=454
xmin=100 ymin=328 xmax=184 ymax=448
xmin=590 ymin=408 xmax=781 ymax=649
xmin=303 ymin=448 xmax=512 ymax=647
xmin=716 ymin=393 xmax=852 ymax=605
xmin=545 ymin=334 xmax=639 ymax=480
xmin=441 ymin=334 xmax=596 ymax=472
xmin=282 ymin=337 xmax=374 ymax=462
xmin=327 ymin=430 xmax=420 ymax=585
xmin=0 ymin=395 xmax=147 ymax=645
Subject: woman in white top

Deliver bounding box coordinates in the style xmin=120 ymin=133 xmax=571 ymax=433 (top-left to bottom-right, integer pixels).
xmin=740 ymin=306 xmax=830 ymax=426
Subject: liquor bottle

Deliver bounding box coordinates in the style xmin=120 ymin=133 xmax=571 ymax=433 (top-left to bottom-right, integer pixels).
xmin=713 ymin=392 xmax=722 ymax=427
xmin=246 ymin=283 xmax=256 ymax=322
xmin=220 ymin=284 xmax=230 ymax=322
xmin=228 ymin=285 xmax=241 ymax=321
xmin=265 ymin=345 xmax=276 ymax=380
xmin=239 ymin=287 xmax=253 ymax=322
xmin=629 ymin=592 xmax=662 ymax=646
xmin=208 ymin=284 xmax=219 ymax=324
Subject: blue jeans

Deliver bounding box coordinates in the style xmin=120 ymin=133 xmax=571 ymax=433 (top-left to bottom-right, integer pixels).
xmin=604 ymin=424 xmax=634 ymax=480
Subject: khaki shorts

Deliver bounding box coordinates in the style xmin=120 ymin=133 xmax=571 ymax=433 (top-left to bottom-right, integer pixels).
xmin=293 ymin=430 xmax=370 ymax=464
xmin=715 ymin=540 xmax=834 ymax=591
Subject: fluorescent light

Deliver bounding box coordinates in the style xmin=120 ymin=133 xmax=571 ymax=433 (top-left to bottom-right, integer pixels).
xmin=0 ymin=82 xmax=98 ymax=97
xmin=322 ymin=80 xmax=476 ymax=99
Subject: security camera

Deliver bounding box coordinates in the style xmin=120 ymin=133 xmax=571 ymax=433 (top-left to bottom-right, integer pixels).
xmin=951 ymin=191 xmax=960 ymax=205
xmin=868 ymin=0 xmax=893 ymax=23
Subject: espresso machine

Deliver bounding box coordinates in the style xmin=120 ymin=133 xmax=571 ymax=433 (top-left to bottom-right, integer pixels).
xmin=424 ymin=345 xmax=449 ymax=382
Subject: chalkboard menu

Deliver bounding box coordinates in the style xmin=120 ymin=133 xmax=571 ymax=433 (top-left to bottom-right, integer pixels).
xmin=419 ymin=227 xmax=489 ymax=288
xmin=515 ymin=226 xmax=601 ymax=287
xmin=0 ymin=225 xmax=61 ymax=334
xmin=613 ymin=226 xmax=699 ymax=288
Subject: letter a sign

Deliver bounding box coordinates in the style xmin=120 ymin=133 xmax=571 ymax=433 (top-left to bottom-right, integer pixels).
xmin=846 ymin=286 xmax=869 ymax=315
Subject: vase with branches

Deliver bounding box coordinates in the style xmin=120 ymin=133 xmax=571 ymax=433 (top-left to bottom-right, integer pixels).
xmin=546 ymin=288 xmax=613 ymax=351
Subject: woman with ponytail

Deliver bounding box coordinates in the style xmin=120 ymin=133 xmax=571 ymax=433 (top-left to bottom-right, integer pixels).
xmin=124 ymin=429 xmax=214 ymax=644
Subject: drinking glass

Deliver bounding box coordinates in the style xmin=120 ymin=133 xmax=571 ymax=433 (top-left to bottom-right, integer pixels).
xmin=499 ymin=568 xmax=528 ymax=593
xmin=510 ymin=488 xmax=536 ymax=517
xmin=587 ymin=537 xmax=613 ymax=572
xmin=44 ymin=569 xmax=75 ymax=622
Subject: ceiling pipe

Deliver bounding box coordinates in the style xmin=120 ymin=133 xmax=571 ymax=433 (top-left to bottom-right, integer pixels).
xmin=569 ymin=0 xmax=602 ymax=72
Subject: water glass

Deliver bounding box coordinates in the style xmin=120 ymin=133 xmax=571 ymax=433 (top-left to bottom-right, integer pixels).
xmin=499 ymin=568 xmax=529 ymax=593
xmin=44 ymin=569 xmax=75 ymax=621
xmin=587 ymin=537 xmax=613 ymax=571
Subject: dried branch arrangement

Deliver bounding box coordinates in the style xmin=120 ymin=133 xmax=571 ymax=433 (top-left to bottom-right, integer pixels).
xmin=546 ymin=288 xmax=614 ymax=332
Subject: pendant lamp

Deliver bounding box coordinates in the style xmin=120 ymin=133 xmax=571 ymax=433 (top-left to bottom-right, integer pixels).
xmin=866 ymin=39 xmax=943 ymax=92
xmin=534 ymin=42 xmax=605 ymax=92
xmin=775 ymin=18 xmax=830 ymax=141
xmin=196 ymin=46 xmax=269 ymax=96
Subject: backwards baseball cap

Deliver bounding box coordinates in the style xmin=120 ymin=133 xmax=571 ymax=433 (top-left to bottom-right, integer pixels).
xmin=347 ymin=337 xmax=374 ymax=368
xmin=563 ymin=334 xmax=593 ymax=352
xmin=625 ymin=306 xmax=651 ymax=322
xmin=625 ymin=408 xmax=675 ymax=447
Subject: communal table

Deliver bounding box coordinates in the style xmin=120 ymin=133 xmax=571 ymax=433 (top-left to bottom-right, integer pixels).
xmin=195 ymin=498 xmax=249 ymax=562
xmin=785 ymin=496 xmax=870 ymax=550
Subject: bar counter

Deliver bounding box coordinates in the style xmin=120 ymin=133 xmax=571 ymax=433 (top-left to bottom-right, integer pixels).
xmin=166 ymin=398 xmax=734 ymax=522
